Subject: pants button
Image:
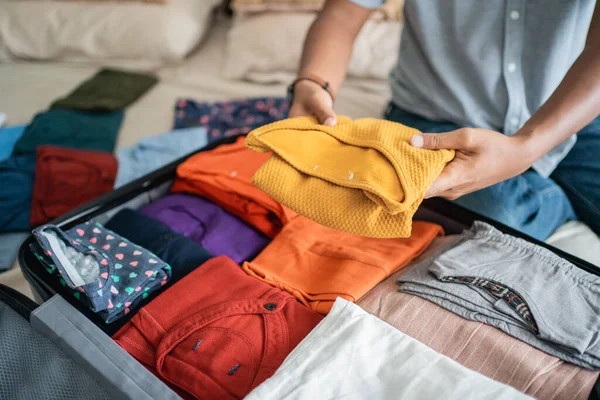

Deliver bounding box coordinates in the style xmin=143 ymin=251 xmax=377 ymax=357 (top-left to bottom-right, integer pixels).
xmin=264 ymin=303 xmax=277 ymax=311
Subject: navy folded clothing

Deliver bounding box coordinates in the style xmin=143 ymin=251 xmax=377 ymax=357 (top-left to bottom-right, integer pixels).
xmin=105 ymin=208 xmax=213 ymax=282
xmin=0 ymin=155 xmax=36 ymax=232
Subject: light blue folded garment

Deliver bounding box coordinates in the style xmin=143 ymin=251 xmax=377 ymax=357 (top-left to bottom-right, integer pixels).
xmin=0 ymin=232 xmax=30 ymax=271
xmin=0 ymin=125 xmax=26 ymax=162
xmin=114 ymin=127 xmax=208 ymax=188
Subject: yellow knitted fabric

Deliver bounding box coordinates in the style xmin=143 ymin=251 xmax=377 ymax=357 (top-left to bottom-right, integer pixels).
xmin=245 ymin=116 xmax=454 ymax=238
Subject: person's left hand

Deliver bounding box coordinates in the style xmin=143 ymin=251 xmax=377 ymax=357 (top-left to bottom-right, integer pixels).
xmin=410 ymin=128 xmax=536 ymax=200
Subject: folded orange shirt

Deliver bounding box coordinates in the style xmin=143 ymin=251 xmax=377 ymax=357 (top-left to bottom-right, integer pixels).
xmin=171 ymin=137 xmax=296 ymax=238
xmin=242 ymin=217 xmax=443 ymax=314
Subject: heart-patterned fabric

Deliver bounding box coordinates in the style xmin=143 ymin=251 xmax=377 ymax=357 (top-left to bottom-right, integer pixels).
xmin=32 ymin=221 xmax=171 ymax=323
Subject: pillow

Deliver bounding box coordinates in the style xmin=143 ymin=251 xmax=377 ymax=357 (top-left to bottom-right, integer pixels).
xmin=223 ymin=13 xmax=401 ymax=82
xmin=0 ymin=0 xmax=221 ymax=64
xmin=231 ymin=0 xmax=404 ymax=22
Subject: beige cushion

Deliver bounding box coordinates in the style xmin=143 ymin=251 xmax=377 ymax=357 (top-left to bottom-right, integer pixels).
xmin=223 ymin=12 xmax=401 ymax=83
xmin=0 ymin=0 xmax=221 ymax=65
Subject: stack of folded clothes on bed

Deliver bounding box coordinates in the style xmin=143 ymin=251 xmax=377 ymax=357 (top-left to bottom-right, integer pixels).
xmin=0 ymin=68 xmax=158 ymax=270
xmin=398 ymin=221 xmax=600 ymax=370
xmin=0 ymin=72 xmax=293 ymax=271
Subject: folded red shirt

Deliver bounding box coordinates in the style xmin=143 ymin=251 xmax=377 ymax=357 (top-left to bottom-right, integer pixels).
xmin=113 ymin=256 xmax=323 ymax=400
xmin=30 ymin=145 xmax=117 ymax=226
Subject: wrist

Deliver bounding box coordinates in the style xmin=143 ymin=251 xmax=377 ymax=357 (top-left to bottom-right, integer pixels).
xmin=288 ymin=74 xmax=335 ymax=103
xmin=294 ymin=79 xmax=324 ymax=94
xmin=512 ymin=128 xmax=544 ymax=166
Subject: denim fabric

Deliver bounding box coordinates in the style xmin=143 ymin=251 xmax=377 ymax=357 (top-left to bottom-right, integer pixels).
xmin=385 ymin=104 xmax=592 ymax=241
xmin=0 ymin=125 xmax=26 ymax=162
xmin=551 ymin=117 xmax=600 ymax=237
xmin=351 ymin=0 xmax=594 ymax=177
xmin=105 ymin=208 xmax=213 ymax=283
xmin=398 ymin=221 xmax=600 ymax=370
xmin=114 ymin=127 xmax=208 ymax=188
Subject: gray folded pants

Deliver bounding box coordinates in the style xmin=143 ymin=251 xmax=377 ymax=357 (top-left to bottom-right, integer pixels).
xmin=398 ymin=221 xmax=600 ymax=370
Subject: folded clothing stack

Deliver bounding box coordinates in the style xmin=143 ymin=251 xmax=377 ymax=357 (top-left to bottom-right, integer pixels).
xmin=358 ymin=235 xmax=599 ymax=399
xmin=105 ymin=208 xmax=213 ymax=283
xmin=139 ymin=194 xmax=270 ymax=263
xmin=113 ymin=256 xmax=323 ymax=399
xmin=243 ymin=216 xmax=442 ymax=314
xmin=30 ymin=146 xmax=118 ymax=226
xmin=0 ymin=68 xmax=158 ymax=270
xmin=12 ymin=109 xmax=124 ymax=156
xmin=399 ymin=221 xmax=600 ymax=370
xmin=171 ymin=136 xmax=297 ymax=238
xmin=17 ymin=110 xmax=600 ymax=399
xmin=245 ymin=298 xmax=532 ymax=400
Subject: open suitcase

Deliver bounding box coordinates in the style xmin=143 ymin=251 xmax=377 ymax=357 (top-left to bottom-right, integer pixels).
xmin=15 ymin=135 xmax=600 ymax=399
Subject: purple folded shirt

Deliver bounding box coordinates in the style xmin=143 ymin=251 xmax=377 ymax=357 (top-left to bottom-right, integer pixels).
xmin=139 ymin=194 xmax=269 ymax=263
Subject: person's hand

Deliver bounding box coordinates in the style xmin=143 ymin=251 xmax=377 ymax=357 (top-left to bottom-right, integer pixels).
xmin=289 ymin=80 xmax=337 ymax=126
xmin=410 ymin=128 xmax=536 ymax=200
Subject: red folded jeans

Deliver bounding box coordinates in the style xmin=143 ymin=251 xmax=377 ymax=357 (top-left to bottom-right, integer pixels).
xmin=113 ymin=256 xmax=323 ymax=400
xmin=30 ymin=145 xmax=117 ymax=226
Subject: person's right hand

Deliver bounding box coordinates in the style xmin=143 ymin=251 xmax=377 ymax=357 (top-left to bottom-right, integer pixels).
xmin=289 ymin=80 xmax=337 ymax=126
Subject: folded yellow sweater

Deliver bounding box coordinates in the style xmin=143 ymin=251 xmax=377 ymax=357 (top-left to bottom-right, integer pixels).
xmin=245 ymin=116 xmax=454 ymax=238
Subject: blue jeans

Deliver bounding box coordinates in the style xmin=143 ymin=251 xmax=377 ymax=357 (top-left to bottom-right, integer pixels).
xmin=385 ymin=104 xmax=600 ymax=241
